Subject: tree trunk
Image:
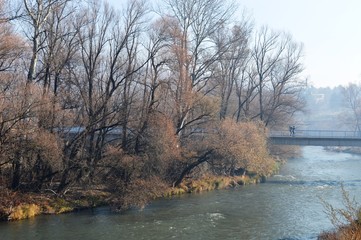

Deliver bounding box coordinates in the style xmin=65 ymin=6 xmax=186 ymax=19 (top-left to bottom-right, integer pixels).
xmin=11 ymin=158 xmax=21 ymax=190
xmin=174 ymin=150 xmax=213 ymax=187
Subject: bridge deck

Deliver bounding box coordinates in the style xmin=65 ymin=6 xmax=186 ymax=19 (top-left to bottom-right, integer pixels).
xmin=270 ymin=130 xmax=361 ymax=147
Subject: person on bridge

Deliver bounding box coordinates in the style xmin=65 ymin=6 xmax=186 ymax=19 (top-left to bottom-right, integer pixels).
xmin=289 ymin=126 xmax=296 ymax=136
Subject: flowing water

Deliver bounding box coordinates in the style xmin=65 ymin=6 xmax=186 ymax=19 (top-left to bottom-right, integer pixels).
xmin=1 ymin=146 xmax=361 ymax=240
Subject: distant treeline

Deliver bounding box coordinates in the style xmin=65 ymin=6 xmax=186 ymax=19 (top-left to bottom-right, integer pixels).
xmin=300 ymin=85 xmax=360 ymax=131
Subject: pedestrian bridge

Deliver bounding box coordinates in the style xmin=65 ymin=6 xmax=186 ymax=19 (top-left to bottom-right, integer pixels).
xmin=269 ymin=130 xmax=361 ymax=147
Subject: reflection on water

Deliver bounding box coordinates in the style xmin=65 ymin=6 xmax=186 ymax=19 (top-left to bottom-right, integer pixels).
xmin=1 ymin=146 xmax=361 ymax=240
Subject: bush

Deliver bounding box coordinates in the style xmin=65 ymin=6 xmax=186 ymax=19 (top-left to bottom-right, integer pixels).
xmin=319 ymin=185 xmax=361 ymax=239
xmin=110 ymin=176 xmax=168 ymax=211
xmin=208 ymin=119 xmax=276 ymax=176
xmin=8 ymin=204 xmax=41 ymax=221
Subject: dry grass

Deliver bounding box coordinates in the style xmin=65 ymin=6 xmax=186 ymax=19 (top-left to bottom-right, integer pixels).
xmin=8 ymin=204 xmax=41 ymax=221
xmin=0 ymin=188 xmax=110 ymax=221
xmin=163 ymin=175 xmax=259 ymax=197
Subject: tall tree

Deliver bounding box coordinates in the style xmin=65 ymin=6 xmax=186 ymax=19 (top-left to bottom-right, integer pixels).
xmin=160 ymin=0 xmax=237 ymax=136
xmin=134 ymin=17 xmax=170 ymax=153
xmin=250 ymin=26 xmax=306 ymax=127
xmin=262 ymin=37 xmax=306 ymax=127
xmin=38 ymin=0 xmax=77 ymax=95
xmin=233 ymin=57 xmax=259 ymax=122
xmin=0 ymin=0 xmax=25 ymax=72
xmin=56 ymin=0 xmax=149 ymax=191
xmin=22 ymin=0 xmax=70 ymax=82
xmin=213 ymin=23 xmax=251 ymax=119
xmin=251 ymin=26 xmax=285 ymax=122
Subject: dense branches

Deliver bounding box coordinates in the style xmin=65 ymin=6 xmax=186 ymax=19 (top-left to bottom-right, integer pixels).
xmin=0 ymin=0 xmax=306 ymax=207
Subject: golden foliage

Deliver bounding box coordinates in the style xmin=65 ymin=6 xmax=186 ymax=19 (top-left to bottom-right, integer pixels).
xmin=8 ymin=204 xmax=41 ymax=221
xmin=111 ymin=176 xmax=168 ymax=211
xmin=164 ymin=175 xmax=259 ymax=197
xmin=135 ymin=113 xmax=183 ymax=181
xmin=0 ymin=189 xmax=41 ymax=221
xmin=210 ymin=118 xmax=275 ymax=176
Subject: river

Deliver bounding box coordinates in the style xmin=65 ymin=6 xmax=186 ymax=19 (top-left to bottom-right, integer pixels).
xmin=1 ymin=146 xmax=361 ymax=240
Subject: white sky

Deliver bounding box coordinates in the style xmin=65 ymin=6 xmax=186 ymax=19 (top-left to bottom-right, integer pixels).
xmin=238 ymin=0 xmax=361 ymax=88
xmin=108 ymin=0 xmax=361 ymax=88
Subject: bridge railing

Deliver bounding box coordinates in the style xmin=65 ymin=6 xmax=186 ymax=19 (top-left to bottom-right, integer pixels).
xmin=270 ymin=130 xmax=361 ymax=139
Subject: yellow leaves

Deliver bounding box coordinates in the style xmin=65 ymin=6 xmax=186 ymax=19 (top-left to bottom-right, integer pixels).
xmin=210 ymin=118 xmax=275 ymax=176
xmin=8 ymin=204 xmax=41 ymax=221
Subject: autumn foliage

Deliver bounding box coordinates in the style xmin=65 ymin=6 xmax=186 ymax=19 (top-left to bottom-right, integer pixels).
xmin=210 ymin=119 xmax=275 ymax=176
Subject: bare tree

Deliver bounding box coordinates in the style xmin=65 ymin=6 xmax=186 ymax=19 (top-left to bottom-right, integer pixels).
xmin=262 ymin=34 xmax=306 ymax=127
xmin=133 ymin=17 xmax=170 ymax=153
xmin=38 ymin=0 xmax=77 ymax=95
xmin=251 ymin=26 xmax=285 ymax=121
xmin=160 ymin=0 xmax=237 ymax=136
xmin=0 ymin=0 xmax=23 ymax=23
xmin=233 ymin=59 xmax=259 ymax=122
xmin=58 ymin=1 xmax=117 ymax=188
xmin=22 ymin=0 xmax=70 ymax=82
xmin=341 ymin=83 xmax=361 ymax=132
xmin=212 ymin=23 xmax=251 ymax=119
xmin=249 ymin=26 xmax=306 ymax=126
xmin=0 ymin=1 xmax=25 ymax=72
xmin=0 ymin=78 xmax=63 ymax=190
xmin=117 ymin=0 xmax=149 ymax=150
xmin=55 ymin=0 xmax=150 ymax=191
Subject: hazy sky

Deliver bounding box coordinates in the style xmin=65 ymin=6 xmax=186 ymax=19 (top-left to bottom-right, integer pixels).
xmin=109 ymin=0 xmax=361 ymax=88
xmin=238 ymin=0 xmax=361 ymax=88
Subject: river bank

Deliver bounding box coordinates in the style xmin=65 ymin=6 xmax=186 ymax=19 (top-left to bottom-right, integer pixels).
xmin=319 ymin=223 xmax=361 ymax=240
xmin=317 ymin=185 xmax=361 ymax=240
xmin=325 ymin=146 xmax=361 ymax=155
xmin=2 ymin=147 xmax=360 ymax=239
xmin=0 ymin=174 xmax=263 ymax=222
xmin=0 ymin=188 xmax=110 ymax=221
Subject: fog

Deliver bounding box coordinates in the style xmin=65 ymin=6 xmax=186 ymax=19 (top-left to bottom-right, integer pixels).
xmin=297 ymin=86 xmax=350 ymax=131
